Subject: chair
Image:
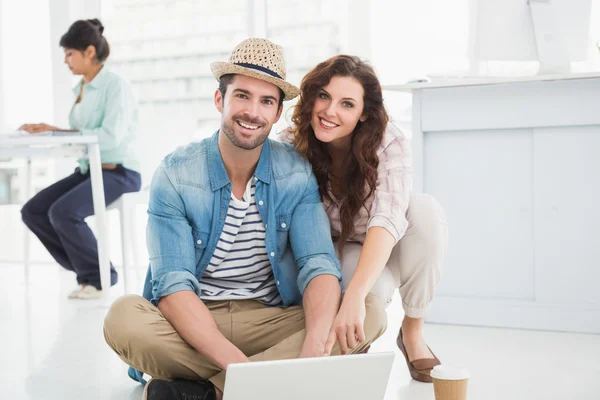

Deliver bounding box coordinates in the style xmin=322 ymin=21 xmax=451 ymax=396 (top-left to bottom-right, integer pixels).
xmin=106 ymin=188 xmax=150 ymax=293
xmin=22 ymin=184 xmax=150 ymax=293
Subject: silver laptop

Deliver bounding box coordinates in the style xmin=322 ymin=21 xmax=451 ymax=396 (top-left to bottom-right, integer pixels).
xmin=223 ymin=352 xmax=395 ymax=400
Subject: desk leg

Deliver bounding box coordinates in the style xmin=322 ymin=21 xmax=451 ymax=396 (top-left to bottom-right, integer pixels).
xmin=23 ymin=158 xmax=32 ymax=285
xmin=88 ymin=143 xmax=110 ymax=293
xmin=411 ymin=90 xmax=424 ymax=193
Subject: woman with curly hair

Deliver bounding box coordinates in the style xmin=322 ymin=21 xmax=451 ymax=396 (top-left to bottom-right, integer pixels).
xmin=283 ymin=55 xmax=448 ymax=382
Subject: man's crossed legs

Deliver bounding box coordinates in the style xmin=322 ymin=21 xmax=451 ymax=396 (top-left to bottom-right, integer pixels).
xmin=104 ymin=293 xmax=387 ymax=395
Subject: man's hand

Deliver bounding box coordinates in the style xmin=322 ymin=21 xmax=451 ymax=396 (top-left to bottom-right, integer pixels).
xmin=300 ymin=274 xmax=341 ymax=358
xmin=299 ymin=333 xmax=326 ymax=358
xmin=323 ymin=291 xmax=366 ymax=355
xmin=158 ymin=291 xmax=250 ymax=369
xmin=19 ymin=123 xmax=58 ymax=133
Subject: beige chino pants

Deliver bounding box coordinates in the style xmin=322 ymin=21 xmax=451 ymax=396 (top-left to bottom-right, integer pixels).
xmin=104 ymin=293 xmax=387 ymax=391
xmin=338 ymin=193 xmax=448 ymax=318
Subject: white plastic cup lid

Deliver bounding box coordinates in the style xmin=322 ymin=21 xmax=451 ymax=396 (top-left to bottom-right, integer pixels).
xmin=430 ymin=364 xmax=470 ymax=380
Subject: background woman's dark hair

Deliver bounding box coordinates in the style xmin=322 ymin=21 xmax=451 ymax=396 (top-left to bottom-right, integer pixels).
xmin=291 ymin=55 xmax=389 ymax=255
xmin=59 ymin=19 xmax=110 ymax=63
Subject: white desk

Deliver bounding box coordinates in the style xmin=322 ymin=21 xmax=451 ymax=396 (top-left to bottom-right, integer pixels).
xmin=384 ymin=72 xmax=600 ymax=333
xmin=0 ymin=135 xmax=110 ymax=294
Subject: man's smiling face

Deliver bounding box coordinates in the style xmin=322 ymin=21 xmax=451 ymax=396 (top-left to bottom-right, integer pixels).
xmin=215 ymin=74 xmax=283 ymax=150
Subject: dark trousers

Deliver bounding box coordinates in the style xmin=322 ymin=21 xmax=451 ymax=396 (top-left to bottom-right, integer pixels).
xmin=21 ymin=165 xmax=142 ymax=289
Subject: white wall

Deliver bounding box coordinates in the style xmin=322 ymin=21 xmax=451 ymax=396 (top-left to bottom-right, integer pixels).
xmin=0 ymin=0 xmax=4 ymax=131
xmin=0 ymin=0 xmax=54 ymax=129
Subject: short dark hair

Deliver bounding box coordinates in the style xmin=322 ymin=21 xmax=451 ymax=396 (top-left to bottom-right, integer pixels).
xmin=218 ymin=74 xmax=285 ymax=109
xmin=59 ymin=19 xmax=110 ymax=63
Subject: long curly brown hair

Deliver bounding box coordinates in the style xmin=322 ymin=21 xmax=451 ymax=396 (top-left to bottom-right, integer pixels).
xmin=291 ymin=55 xmax=389 ymax=254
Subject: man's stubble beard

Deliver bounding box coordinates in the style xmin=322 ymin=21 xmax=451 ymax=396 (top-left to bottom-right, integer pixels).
xmin=221 ymin=117 xmax=270 ymax=151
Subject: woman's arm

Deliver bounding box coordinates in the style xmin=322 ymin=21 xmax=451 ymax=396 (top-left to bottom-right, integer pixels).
xmin=78 ymin=78 xmax=135 ymax=150
xmin=18 ymin=123 xmax=77 ymax=133
xmin=345 ymin=226 xmax=396 ymax=298
xmin=349 ymin=124 xmax=414 ymax=296
xmin=323 ymin=227 xmax=395 ymax=355
xmin=324 ymin=124 xmax=412 ymax=354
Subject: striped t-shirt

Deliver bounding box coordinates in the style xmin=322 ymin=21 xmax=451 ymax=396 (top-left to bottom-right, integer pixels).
xmin=199 ymin=179 xmax=282 ymax=306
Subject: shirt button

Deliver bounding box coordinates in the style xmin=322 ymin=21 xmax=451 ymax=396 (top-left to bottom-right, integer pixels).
xmin=196 ymin=239 xmax=202 ymax=245
xmin=281 ymin=222 xmax=286 ymax=228
xmin=270 ymin=252 xmax=275 ymax=257
xmin=258 ymin=200 xmax=264 ymax=206
xmin=265 ymin=224 xmax=268 ymax=229
xmin=254 ymin=176 xmax=258 ymax=181
xmin=276 ymin=280 xmax=280 ymax=286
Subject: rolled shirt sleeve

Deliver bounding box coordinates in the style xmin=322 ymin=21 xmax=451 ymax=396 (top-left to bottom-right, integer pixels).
xmin=146 ymin=161 xmax=201 ymax=305
xmin=367 ymin=124 xmax=413 ymax=244
xmin=290 ymin=168 xmax=342 ymax=294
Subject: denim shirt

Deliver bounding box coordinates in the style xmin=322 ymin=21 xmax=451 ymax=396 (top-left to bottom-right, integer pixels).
xmin=129 ymin=131 xmax=342 ymax=384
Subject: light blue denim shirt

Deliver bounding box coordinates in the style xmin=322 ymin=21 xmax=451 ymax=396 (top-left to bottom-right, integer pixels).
xmin=128 ymin=131 xmax=342 ymax=384
xmin=69 ymin=66 xmax=140 ymax=174
xmin=142 ymin=130 xmax=341 ymax=305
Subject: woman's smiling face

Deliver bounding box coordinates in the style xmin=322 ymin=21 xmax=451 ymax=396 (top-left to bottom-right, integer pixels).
xmin=310 ymin=75 xmax=366 ymax=147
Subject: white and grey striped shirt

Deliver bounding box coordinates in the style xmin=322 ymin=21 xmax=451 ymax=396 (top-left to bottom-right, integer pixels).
xmin=199 ymin=179 xmax=282 ymax=306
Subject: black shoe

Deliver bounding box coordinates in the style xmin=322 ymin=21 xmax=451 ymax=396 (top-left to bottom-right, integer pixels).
xmin=143 ymin=378 xmax=216 ymax=400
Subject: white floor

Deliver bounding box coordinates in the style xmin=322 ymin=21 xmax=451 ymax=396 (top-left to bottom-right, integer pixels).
xmin=1 ymin=262 xmax=599 ymax=400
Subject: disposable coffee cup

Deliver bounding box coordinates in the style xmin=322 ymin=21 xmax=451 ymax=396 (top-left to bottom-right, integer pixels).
xmin=430 ymin=365 xmax=469 ymax=400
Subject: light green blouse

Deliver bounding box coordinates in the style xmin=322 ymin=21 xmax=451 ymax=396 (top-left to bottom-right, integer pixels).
xmin=69 ymin=66 xmax=140 ymax=174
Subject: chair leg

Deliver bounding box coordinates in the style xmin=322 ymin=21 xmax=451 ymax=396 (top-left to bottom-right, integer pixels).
xmin=119 ymin=201 xmax=132 ymax=294
xmin=129 ymin=205 xmax=143 ymax=276
xmin=23 ymin=158 xmax=32 ymax=285
xmin=23 ymin=226 xmax=30 ymax=284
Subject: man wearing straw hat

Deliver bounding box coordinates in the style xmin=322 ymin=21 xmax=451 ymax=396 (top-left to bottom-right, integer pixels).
xmin=104 ymin=38 xmax=387 ymax=400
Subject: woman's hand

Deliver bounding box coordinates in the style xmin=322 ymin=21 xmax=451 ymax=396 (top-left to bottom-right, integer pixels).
xmin=323 ymin=291 xmax=366 ymax=355
xmin=18 ymin=123 xmax=58 ymax=134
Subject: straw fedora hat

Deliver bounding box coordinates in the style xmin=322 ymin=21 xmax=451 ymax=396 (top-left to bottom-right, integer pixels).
xmin=211 ymin=38 xmax=300 ymax=101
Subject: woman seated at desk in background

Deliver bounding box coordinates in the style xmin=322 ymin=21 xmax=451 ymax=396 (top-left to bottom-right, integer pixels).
xmin=19 ymin=19 xmax=141 ymax=299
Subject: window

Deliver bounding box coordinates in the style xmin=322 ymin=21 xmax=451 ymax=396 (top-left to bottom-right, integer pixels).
xmin=101 ymin=0 xmax=251 ymax=178
xmin=0 ymin=0 xmax=53 ymax=129
xmin=101 ymin=0 xmax=344 ymax=174
xmin=266 ymin=0 xmax=343 ymax=132
xmin=0 ymin=0 xmax=55 ymax=203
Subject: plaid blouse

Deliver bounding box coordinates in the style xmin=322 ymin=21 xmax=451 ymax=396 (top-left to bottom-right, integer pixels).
xmin=279 ymin=122 xmax=413 ymax=244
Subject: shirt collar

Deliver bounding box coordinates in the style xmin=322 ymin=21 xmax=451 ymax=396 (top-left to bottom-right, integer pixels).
xmin=208 ymin=130 xmax=272 ymax=192
xmin=254 ymin=137 xmax=272 ymax=184
xmin=71 ymin=65 xmax=109 ymax=94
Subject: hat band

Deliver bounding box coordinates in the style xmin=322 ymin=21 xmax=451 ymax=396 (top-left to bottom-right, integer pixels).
xmin=233 ymin=62 xmax=283 ymax=80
